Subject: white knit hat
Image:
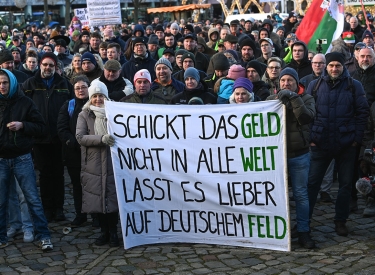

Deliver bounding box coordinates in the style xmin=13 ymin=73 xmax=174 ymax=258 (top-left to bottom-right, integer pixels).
xmin=88 ymin=80 xmax=109 ymax=99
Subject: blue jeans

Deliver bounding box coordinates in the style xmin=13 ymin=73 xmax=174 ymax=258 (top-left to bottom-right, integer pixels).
xmin=0 ymin=153 xmax=50 ymax=243
xmin=308 ymin=146 xmax=356 ymax=221
xmin=288 ymin=152 xmax=311 ymax=232
xmin=7 ymin=177 xmax=33 ymax=232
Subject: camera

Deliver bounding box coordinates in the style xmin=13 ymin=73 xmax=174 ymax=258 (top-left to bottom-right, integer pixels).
xmin=316 ymin=39 xmax=327 ymax=44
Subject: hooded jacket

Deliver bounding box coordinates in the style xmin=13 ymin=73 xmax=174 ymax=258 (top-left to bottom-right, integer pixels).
xmin=261 ymin=19 xmax=282 ymax=48
xmin=121 ymin=52 xmax=157 ymax=85
xmin=0 ymin=69 xmax=46 ymax=158
xmin=206 ymin=28 xmax=220 ymax=49
xmin=285 ymin=41 xmax=313 ymax=79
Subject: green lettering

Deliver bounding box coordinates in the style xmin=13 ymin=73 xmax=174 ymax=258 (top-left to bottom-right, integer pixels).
xmin=268 ymin=112 xmax=281 ymax=136
xmin=241 ymin=114 xmax=252 ymax=138
xmin=254 ymin=147 xmax=262 ymax=171
xmin=268 ymin=146 xmax=278 ymax=170
xmin=262 ymin=147 xmax=270 ymax=171
xmin=266 ymin=216 xmax=274 ymax=238
xmin=257 ymin=215 xmax=265 ymax=238
xmin=248 ymin=215 xmax=256 ymax=237
xmin=252 ymin=113 xmax=260 ymax=137
xmin=240 ymin=147 xmax=254 ymax=172
xmin=275 ymin=216 xmax=287 ymax=239
xmin=259 ymin=113 xmax=268 ymax=137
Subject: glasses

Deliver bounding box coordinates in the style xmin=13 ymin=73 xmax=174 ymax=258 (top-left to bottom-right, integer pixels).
xmin=134 ymin=43 xmax=145 ymax=48
xmin=311 ymin=62 xmax=325 ymax=66
xmin=261 ymin=44 xmax=270 ymax=47
xmin=75 ymin=86 xmax=88 ymax=91
xmin=267 ymin=66 xmax=281 ymax=70
xmin=41 ymin=63 xmax=55 ymax=67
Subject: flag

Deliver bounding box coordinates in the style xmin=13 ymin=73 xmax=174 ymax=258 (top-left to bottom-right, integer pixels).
xmin=295 ymin=0 xmax=345 ymax=54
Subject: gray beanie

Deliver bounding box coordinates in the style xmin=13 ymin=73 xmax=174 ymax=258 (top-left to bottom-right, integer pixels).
xmin=184 ymin=67 xmax=200 ymax=82
xmin=171 ymin=23 xmax=180 ymax=30
xmin=155 ymin=57 xmax=173 ymax=71
xmin=279 ymin=67 xmax=299 ymax=83
xmin=148 ymin=34 xmax=159 ymax=45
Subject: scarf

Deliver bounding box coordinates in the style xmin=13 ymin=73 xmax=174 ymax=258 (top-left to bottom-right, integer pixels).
xmin=89 ymin=105 xmax=108 ymax=135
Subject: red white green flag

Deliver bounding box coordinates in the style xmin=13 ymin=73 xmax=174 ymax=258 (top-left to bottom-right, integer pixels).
xmin=296 ymin=0 xmax=345 ymax=54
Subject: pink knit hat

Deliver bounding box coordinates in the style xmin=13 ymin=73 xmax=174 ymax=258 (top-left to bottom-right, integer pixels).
xmin=134 ymin=69 xmax=152 ymax=83
xmin=227 ymin=64 xmax=246 ymax=80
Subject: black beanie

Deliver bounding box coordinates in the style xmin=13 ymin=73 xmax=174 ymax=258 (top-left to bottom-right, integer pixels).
xmin=213 ymin=53 xmax=230 ymax=71
xmin=246 ymin=60 xmax=267 ymax=78
xmin=240 ymin=38 xmax=256 ymax=50
xmin=181 ymin=52 xmax=196 ymax=65
xmin=40 ymin=52 xmax=58 ymax=66
xmin=325 ymin=52 xmax=346 ymax=66
xmin=0 ymin=49 xmax=14 ymax=65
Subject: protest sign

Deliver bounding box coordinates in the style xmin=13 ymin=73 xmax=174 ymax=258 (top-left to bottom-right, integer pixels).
xmin=74 ymin=8 xmax=90 ymax=28
xmin=106 ymin=101 xmax=290 ymax=251
xmin=87 ymin=0 xmax=121 ymax=26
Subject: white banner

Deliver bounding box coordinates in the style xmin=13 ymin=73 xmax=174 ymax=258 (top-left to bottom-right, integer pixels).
xmin=345 ymin=0 xmax=375 ymax=5
xmin=87 ymin=0 xmax=122 ymax=27
xmin=106 ymin=101 xmax=290 ymax=251
xmin=74 ymin=8 xmax=90 ymax=29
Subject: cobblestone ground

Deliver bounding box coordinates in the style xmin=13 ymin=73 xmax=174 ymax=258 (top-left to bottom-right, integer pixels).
xmin=1 ymin=170 xmax=375 ymax=274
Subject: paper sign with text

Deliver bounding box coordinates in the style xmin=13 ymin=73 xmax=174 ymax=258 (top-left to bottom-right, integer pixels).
xmin=87 ymin=0 xmax=121 ymax=26
xmin=106 ymin=101 xmax=290 ymax=251
xmin=74 ymin=8 xmax=90 ymax=29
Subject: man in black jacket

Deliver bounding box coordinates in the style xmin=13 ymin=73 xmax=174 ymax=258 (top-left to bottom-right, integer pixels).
xmin=246 ymin=60 xmax=270 ymax=100
xmin=22 ymin=52 xmax=74 ymax=223
xmin=285 ymin=41 xmax=313 ymax=79
xmin=0 ymin=49 xmax=28 ymax=84
xmin=0 ymin=69 xmax=53 ymax=251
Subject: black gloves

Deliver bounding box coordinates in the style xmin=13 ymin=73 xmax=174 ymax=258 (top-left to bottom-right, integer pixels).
xmin=278 ymin=89 xmax=298 ymax=104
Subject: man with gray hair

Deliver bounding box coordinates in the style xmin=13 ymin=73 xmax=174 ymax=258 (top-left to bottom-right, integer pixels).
xmin=300 ymin=53 xmax=326 ymax=89
xmin=349 ymin=17 xmax=365 ymax=41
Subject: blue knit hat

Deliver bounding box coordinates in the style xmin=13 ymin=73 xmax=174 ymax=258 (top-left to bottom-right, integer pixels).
xmin=279 ymin=67 xmax=299 ymax=83
xmin=232 ymin=77 xmax=253 ymax=92
xmin=184 ymin=67 xmax=200 ymax=82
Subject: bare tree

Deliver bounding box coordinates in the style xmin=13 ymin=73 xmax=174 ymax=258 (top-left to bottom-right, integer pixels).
xmin=133 ymin=0 xmax=146 ymax=22
xmin=65 ymin=0 xmax=76 ymax=27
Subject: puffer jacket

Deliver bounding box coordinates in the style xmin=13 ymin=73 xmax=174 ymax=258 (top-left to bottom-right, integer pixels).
xmin=76 ymin=109 xmax=118 ymax=214
xmin=352 ymin=64 xmax=375 ymax=106
xmin=120 ymin=90 xmax=167 ymax=104
xmin=267 ymin=84 xmax=316 ymax=158
xmin=23 ymin=71 xmax=74 ymax=144
xmin=150 ymin=78 xmax=184 ymax=103
xmin=306 ymin=68 xmax=369 ymax=153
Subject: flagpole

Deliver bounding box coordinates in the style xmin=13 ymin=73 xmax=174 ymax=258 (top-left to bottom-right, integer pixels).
xmin=359 ymin=0 xmax=371 ymax=31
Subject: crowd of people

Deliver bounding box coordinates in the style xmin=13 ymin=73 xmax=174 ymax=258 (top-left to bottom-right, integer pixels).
xmin=1 ymin=10 xmax=375 ymax=251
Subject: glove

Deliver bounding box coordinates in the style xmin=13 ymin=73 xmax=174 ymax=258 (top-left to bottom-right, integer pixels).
xmin=66 ymin=138 xmax=76 ymax=149
xmin=102 ymin=134 xmax=115 ymax=147
xmin=360 ymin=160 xmax=370 ymax=175
xmin=278 ymin=89 xmax=298 ymax=104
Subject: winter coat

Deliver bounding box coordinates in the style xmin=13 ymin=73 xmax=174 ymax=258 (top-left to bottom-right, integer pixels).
xmin=0 ymin=84 xmax=45 ymax=159
xmin=359 ymin=101 xmax=375 ymax=162
xmin=262 ymin=72 xmax=279 ymax=95
xmin=76 ymin=109 xmax=118 ymax=214
xmin=206 ymin=28 xmax=220 ymax=49
xmin=352 ymin=65 xmax=375 ymax=106
xmin=121 ymin=53 xmax=157 ymax=85
xmin=98 ymin=74 xmax=134 ymax=102
xmin=57 ymin=53 xmax=73 ymax=68
xmin=306 ymin=68 xmax=369 ymax=153
xmin=57 ymin=97 xmax=88 ymax=167
xmin=81 ymin=66 xmax=103 ymax=84
xmin=22 ymin=71 xmax=74 ymax=144
xmin=172 ymin=69 xmax=208 ymax=90
xmin=285 ymin=59 xmax=312 ymax=80
xmin=267 ymin=84 xmax=316 ymax=158
xmin=121 ymin=91 xmax=167 ymax=104
xmin=11 ymin=69 xmax=28 ymax=84
xmin=150 ymin=78 xmax=184 ymax=103
xmin=300 ymin=72 xmax=320 ymax=91
xmin=261 ymin=19 xmax=281 ymax=48
xmin=170 ymin=83 xmax=217 ymax=104
xmin=19 ymin=63 xmax=38 ymax=77
xmin=252 ymin=80 xmax=270 ymax=101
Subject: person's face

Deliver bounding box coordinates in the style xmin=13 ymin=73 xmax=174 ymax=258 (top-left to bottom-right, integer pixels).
xmin=12 ymin=51 xmax=21 ymax=62
xmin=260 ymin=41 xmax=272 ymax=54
xmin=148 ymin=44 xmax=158 ymax=52
xmin=218 ymin=44 xmax=226 ymax=52
xmin=182 ymin=58 xmax=194 ymax=71
xmin=308 ymin=52 xmax=314 ymax=61
xmin=72 ymin=56 xmax=81 ymax=69
xmin=215 ymin=69 xmax=228 ymax=78
xmin=245 ymin=22 xmax=251 ymax=30
xmin=289 ymin=16 xmax=297 ymax=23
xmin=279 ymin=75 xmax=297 ymax=91
xmin=241 ymin=46 xmax=254 ymax=61
xmin=246 ymin=67 xmax=260 ymax=82
xmin=81 ymin=35 xmax=90 ymax=43
xmin=215 ymin=24 xmax=222 ymax=31
xmin=154 ymin=17 xmax=159 ymax=24
xmin=82 ymin=60 xmax=95 ymax=72
xmin=99 ymin=47 xmax=107 ymax=58
xmin=230 ymin=24 xmax=237 ymax=33
xmin=184 ymin=38 xmax=196 ymax=51
xmin=327 ymin=61 xmax=344 ymax=79
xmin=228 ymin=42 xmax=237 ymax=51
xmin=33 ymin=36 xmax=40 ymax=45
xmin=358 ymin=14 xmax=363 ymax=21
xmin=74 ymin=80 xmax=89 ymax=99
xmin=107 ymin=47 xmax=119 ymax=60
xmin=0 ymin=74 xmax=10 ymax=96
xmin=210 ymin=33 xmax=218 ymax=42
xmin=40 ymin=58 xmax=56 ymax=78
xmin=104 ymin=68 xmax=121 ymax=81
xmin=90 ymin=37 xmax=101 ymax=49
xmin=91 ymin=93 xmax=105 ymax=107
xmin=146 ymin=28 xmax=153 ymax=35
xmin=292 ymin=45 xmax=305 ymax=62
xmin=233 ymin=88 xmax=250 ymax=103
xmin=165 ymin=35 xmax=175 ymax=47
xmin=26 ymin=57 xmax=38 ymax=71
xmin=252 ymin=32 xmax=259 ymax=42
xmin=263 ymin=24 xmax=271 ymax=31
xmin=134 ymin=43 xmax=146 ymax=56
xmin=0 ymin=60 xmax=14 ymax=71
xmin=1 ymin=32 xmax=7 ymax=39
xmin=259 ymin=30 xmax=268 ymax=39
xmin=311 ymin=55 xmax=326 ymax=75
xmin=185 ymin=77 xmax=198 ymax=89
xmin=26 ymin=41 xmax=34 ymax=49
xmin=155 ymin=64 xmax=171 ymax=83
xmin=176 ymin=55 xmax=183 ymax=67
xmin=350 ymin=18 xmax=358 ymax=29
xmin=220 ymin=29 xmax=228 ymax=39
xmin=171 ymin=27 xmax=179 ymax=36
xmin=196 ymin=43 xmax=204 ymax=52
xmin=276 ymin=30 xmax=284 ymax=39
xmin=12 ymin=39 xmax=20 ymax=46
xmin=363 ymin=37 xmax=374 ymax=47
xmin=135 ymin=78 xmax=151 ymax=95
xmin=156 ymin=31 xmax=164 ymax=40
xmin=266 ymin=61 xmax=281 ymax=80
xmin=55 ymin=44 xmax=66 ymax=54
xmin=163 ymin=53 xmax=175 ymax=64
xmin=358 ymin=48 xmax=375 ymax=70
